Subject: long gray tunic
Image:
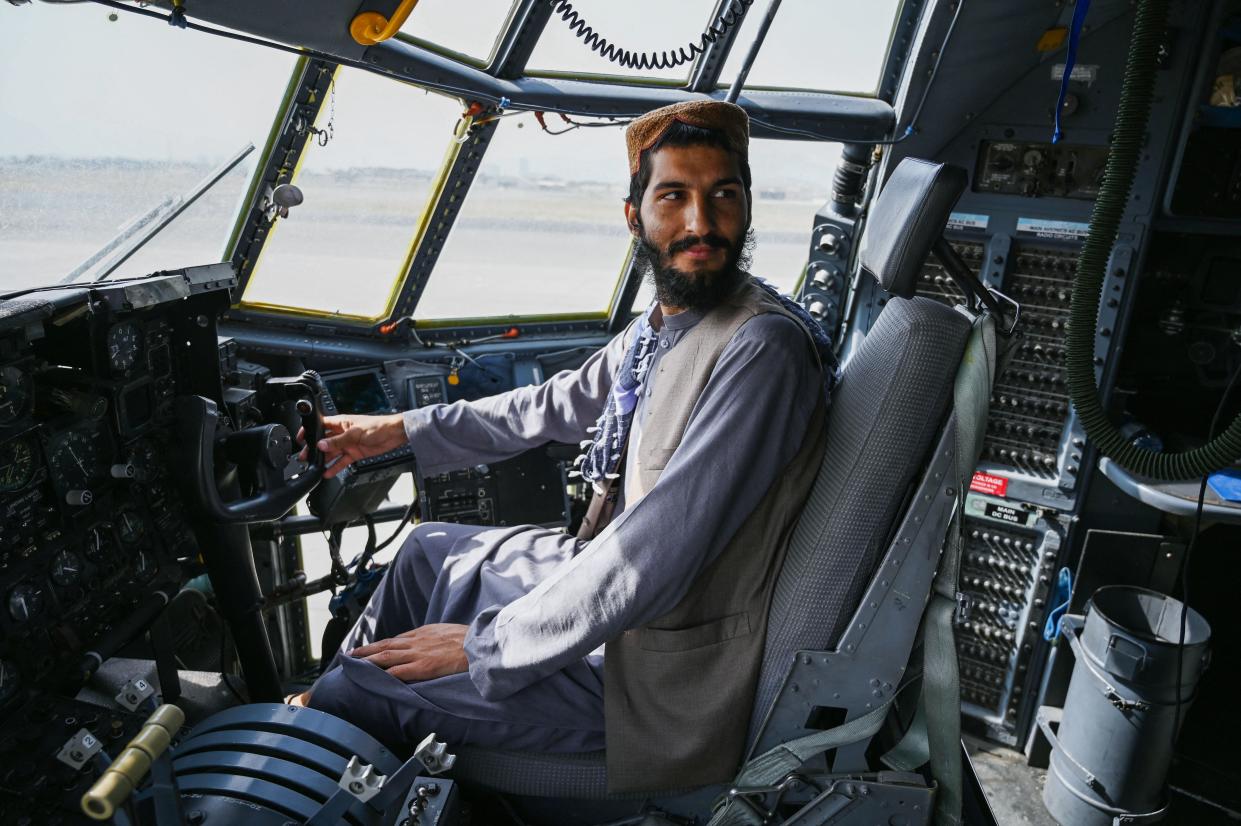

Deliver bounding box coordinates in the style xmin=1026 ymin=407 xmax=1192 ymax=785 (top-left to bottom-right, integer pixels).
xmin=310 ymin=306 xmax=820 ymax=754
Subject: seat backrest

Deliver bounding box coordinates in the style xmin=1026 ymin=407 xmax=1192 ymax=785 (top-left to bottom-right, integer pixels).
xmin=747 ymin=157 xmax=975 ymax=756
xmin=747 ymin=294 xmax=970 ymax=749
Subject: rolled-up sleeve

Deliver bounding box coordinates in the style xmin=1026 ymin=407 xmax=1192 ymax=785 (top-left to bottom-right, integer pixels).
xmin=464 ymin=313 xmax=821 ymax=700
xmin=404 ymin=325 xmax=632 ymax=475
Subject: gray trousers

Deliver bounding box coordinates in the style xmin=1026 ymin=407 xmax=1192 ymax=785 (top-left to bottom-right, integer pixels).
xmin=309 ymin=522 xmax=606 ymax=754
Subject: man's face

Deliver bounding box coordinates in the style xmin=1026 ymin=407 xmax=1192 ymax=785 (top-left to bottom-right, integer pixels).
xmin=625 ymin=143 xmax=751 ymax=311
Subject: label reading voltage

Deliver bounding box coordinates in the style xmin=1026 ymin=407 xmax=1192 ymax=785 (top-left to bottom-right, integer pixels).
xmin=970 ymin=472 xmax=1009 ymax=497
xmin=983 ymin=502 xmax=1027 ymax=526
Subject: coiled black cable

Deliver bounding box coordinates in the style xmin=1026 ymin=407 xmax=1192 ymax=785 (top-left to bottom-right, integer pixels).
xmin=548 ymin=0 xmax=754 ymax=72
xmin=1067 ymin=0 xmax=1241 ymax=479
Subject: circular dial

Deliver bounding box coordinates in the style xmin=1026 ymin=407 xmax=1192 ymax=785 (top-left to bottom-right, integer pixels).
xmin=85 ymin=524 xmax=115 ymax=562
xmin=0 ymin=436 xmax=37 ymax=494
xmin=47 ymin=427 xmax=107 ymax=491
xmin=0 ymin=367 xmax=31 ymax=426
xmin=0 ymin=660 xmax=20 ymax=706
xmin=117 ymin=510 xmax=146 ymax=545
xmin=106 ymin=322 xmax=142 ymax=373
xmin=51 ymin=548 xmax=84 ymax=587
xmin=7 ymin=582 xmax=44 ymax=623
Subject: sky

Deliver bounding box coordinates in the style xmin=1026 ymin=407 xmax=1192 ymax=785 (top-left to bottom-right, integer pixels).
xmin=0 ymin=0 xmax=900 ymax=178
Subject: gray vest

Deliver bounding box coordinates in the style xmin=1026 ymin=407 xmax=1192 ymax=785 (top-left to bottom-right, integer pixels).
xmin=599 ymin=280 xmax=828 ymax=792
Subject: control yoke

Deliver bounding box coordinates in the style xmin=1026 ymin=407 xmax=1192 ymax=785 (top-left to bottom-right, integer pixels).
xmin=178 ymin=370 xmax=327 ymax=524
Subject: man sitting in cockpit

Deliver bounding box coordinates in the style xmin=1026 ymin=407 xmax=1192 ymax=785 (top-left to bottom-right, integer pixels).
xmin=293 ymin=100 xmax=837 ymax=791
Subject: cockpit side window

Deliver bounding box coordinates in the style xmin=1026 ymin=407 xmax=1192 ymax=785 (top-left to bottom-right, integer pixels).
xmin=396 ymin=0 xmax=518 ymax=66
xmin=746 ymin=138 xmax=844 ymax=295
xmin=0 ymin=6 xmax=294 ymax=291
xmin=238 ymin=69 xmax=465 ymax=321
xmin=412 ymin=115 xmax=634 ymax=323
xmin=719 ymin=0 xmax=905 ymax=94
xmin=527 ymin=0 xmax=728 ymax=85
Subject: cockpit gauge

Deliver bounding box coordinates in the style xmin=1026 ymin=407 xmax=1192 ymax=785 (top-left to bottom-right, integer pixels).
xmin=117 ymin=509 xmax=146 ymax=545
xmin=106 ymin=322 xmax=143 ymax=373
xmin=0 ymin=436 xmax=37 ymax=494
xmin=50 ymin=548 xmax=84 ymax=588
xmin=47 ymin=427 xmax=107 ymax=492
xmin=8 ymin=581 xmax=44 ymax=623
xmin=0 ymin=366 xmax=31 ymax=426
xmin=128 ymin=439 xmax=161 ymax=481
xmin=0 ymin=660 xmax=19 ymax=706
xmin=84 ymin=524 xmax=115 ymax=563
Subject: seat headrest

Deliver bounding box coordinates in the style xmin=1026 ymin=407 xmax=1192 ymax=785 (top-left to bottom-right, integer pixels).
xmin=859 ymin=158 xmax=967 ymax=299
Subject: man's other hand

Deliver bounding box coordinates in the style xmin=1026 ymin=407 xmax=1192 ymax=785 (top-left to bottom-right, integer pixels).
xmin=351 ymin=624 xmax=470 ymax=682
xmin=300 ymin=413 xmax=407 ymax=479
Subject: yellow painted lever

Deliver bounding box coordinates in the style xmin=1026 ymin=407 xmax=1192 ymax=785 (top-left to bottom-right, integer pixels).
xmin=80 ymin=704 xmax=185 ymax=821
xmin=350 ymin=0 xmax=421 ymax=46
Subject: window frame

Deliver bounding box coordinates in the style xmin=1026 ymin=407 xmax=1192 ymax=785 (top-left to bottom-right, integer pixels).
xmin=223 ymin=0 xmax=919 ymax=338
xmin=235 ymin=68 xmax=472 ymax=323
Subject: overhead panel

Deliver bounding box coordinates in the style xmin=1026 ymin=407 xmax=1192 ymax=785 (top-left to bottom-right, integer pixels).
xmin=527 ymin=0 xmax=726 ymax=83
xmin=413 ymin=114 xmax=632 ymax=322
xmin=397 ymin=0 xmax=518 ymax=64
xmin=239 ymin=69 xmax=464 ymax=321
xmin=719 ymin=0 xmax=903 ymax=94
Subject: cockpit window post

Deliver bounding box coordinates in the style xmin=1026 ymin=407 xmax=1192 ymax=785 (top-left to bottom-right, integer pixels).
xmin=228 ymin=58 xmax=337 ymax=302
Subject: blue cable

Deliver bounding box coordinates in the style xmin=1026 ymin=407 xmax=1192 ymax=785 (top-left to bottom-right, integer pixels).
xmin=1053 ymin=0 xmax=1093 ymax=143
xmin=1043 ymin=566 xmax=1073 ymax=641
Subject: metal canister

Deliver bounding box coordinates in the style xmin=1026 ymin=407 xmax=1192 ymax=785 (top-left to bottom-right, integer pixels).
xmin=1040 ymin=585 xmax=1210 ymax=826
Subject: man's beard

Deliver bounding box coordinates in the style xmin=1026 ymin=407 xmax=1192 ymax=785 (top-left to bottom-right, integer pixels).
xmin=634 ymin=227 xmax=755 ymax=311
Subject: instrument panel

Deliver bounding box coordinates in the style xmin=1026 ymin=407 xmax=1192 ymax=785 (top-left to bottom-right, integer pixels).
xmin=0 ymin=267 xmax=230 ymax=714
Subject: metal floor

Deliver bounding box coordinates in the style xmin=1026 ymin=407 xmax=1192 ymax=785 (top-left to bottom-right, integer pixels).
xmin=965 ymin=736 xmax=1241 ymax=826
xmin=965 ymin=737 xmax=1058 ymax=826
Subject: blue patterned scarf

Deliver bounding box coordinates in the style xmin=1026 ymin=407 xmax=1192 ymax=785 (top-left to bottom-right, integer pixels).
xmin=575 ymin=277 xmax=839 ymax=490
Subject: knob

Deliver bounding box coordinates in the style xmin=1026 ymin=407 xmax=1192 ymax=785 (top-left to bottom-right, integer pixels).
xmin=110 ymin=463 xmax=136 ymax=480
xmin=66 ymin=489 xmax=94 ymax=507
xmin=807 ymin=299 xmax=836 ymax=322
xmin=811 ymin=266 xmax=841 ymax=291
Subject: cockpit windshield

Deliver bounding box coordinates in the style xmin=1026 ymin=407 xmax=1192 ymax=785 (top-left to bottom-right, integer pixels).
xmin=0 ymin=5 xmax=294 ymax=292
xmin=1 ymin=0 xmax=907 ymax=322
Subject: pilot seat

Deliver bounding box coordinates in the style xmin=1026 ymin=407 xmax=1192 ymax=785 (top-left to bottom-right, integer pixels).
xmin=436 ymin=157 xmax=1012 ymax=825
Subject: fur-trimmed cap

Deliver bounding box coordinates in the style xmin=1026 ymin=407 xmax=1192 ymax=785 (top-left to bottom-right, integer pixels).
xmin=625 ymin=100 xmax=749 ymax=175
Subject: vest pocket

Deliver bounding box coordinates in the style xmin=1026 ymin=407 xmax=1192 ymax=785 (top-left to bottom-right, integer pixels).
xmin=636 ymin=612 xmax=751 ymax=652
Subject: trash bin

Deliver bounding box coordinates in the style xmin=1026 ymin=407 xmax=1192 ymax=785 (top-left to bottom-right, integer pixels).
xmin=1038 ymin=585 xmax=1210 ymax=826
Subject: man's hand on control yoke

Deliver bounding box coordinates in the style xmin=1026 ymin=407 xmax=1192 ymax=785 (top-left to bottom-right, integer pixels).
xmin=351 ymin=624 xmax=470 ymax=682
xmin=299 ymin=413 xmax=406 ymax=479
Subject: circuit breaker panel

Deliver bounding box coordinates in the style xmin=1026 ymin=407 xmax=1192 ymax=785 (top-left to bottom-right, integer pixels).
xmin=844 ymin=2 xmax=1220 ymax=745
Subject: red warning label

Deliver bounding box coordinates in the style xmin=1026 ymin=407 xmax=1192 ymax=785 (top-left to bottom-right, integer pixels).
xmin=970 ymin=472 xmax=1009 ymax=497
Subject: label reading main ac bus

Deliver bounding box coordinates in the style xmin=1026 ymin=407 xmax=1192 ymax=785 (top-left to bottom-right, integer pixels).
xmin=970 ymin=472 xmax=1009 ymax=497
